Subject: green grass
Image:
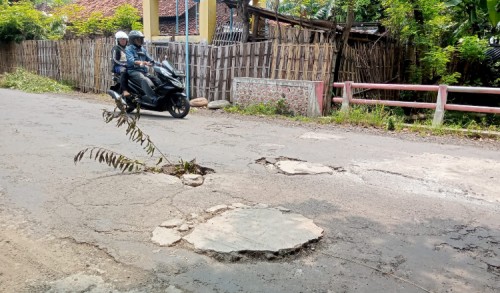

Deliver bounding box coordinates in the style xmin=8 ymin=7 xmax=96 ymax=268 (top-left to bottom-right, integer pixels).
xmin=225 ymin=99 xmax=294 ymax=116
xmin=225 ymin=102 xmax=499 ymax=139
xmin=325 ymin=105 xmax=406 ymax=131
xmin=0 ymin=68 xmax=73 ymax=93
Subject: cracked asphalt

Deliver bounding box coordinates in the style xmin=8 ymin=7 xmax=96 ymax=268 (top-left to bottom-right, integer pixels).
xmin=0 ymin=88 xmax=499 ymax=292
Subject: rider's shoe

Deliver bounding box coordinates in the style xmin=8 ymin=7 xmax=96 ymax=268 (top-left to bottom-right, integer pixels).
xmin=140 ymin=95 xmax=159 ymax=106
xmin=122 ymin=90 xmax=131 ymax=97
xmin=150 ymin=95 xmax=159 ymax=105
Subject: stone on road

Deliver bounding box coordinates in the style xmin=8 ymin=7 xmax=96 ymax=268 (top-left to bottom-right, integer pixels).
xmin=181 ymin=174 xmax=204 ymax=187
xmin=183 ymin=208 xmax=323 ymax=253
xmin=151 ymin=227 xmax=182 ymax=246
xmin=207 ymin=100 xmax=230 ymax=109
xmin=189 ymin=97 xmax=209 ymax=107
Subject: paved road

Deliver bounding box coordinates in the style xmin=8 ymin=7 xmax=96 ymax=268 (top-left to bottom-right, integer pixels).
xmin=0 ymin=89 xmax=499 ymax=293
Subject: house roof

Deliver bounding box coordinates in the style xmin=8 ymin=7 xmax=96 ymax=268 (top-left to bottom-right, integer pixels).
xmin=73 ymin=0 xmax=197 ymax=17
xmin=72 ymin=0 xmax=234 ymax=35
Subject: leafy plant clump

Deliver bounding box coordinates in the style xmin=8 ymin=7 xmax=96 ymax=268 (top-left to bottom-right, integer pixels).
xmin=224 ymin=98 xmax=295 ymax=116
xmin=74 ymin=102 xmax=212 ymax=177
xmin=328 ymin=105 xmax=405 ymax=129
xmin=53 ymin=3 xmax=143 ymax=37
xmin=387 ymin=117 xmax=396 ymax=131
xmin=0 ymin=68 xmax=72 ymax=93
xmin=0 ymin=1 xmax=66 ymax=42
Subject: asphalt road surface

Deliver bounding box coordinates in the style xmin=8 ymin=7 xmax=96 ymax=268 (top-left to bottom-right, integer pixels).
xmin=0 ymin=89 xmax=499 ymax=293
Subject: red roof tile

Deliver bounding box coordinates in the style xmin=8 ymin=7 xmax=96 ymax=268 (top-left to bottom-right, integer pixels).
xmin=74 ymin=0 xmax=198 ymax=17
xmin=72 ymin=0 xmax=237 ymax=36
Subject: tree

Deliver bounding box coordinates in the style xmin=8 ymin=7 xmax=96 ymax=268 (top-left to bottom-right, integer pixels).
xmin=236 ymin=0 xmax=251 ymax=42
xmin=279 ymin=0 xmax=381 ymax=22
xmin=382 ymin=0 xmax=494 ymax=86
xmin=52 ymin=3 xmax=142 ymax=37
xmin=0 ymin=0 xmax=65 ymax=42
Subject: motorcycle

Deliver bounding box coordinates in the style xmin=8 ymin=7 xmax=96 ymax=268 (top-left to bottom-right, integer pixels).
xmin=107 ymin=60 xmax=190 ymax=118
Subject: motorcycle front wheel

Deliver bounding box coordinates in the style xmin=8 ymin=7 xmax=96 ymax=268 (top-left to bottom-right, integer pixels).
xmin=168 ymin=94 xmax=190 ymax=118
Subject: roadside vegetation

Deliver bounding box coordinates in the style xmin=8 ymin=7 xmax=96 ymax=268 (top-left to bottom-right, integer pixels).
xmin=0 ymin=68 xmax=72 ymax=93
xmin=224 ymin=101 xmax=499 ymax=139
xmin=0 ymin=1 xmax=142 ymax=42
xmin=74 ymin=102 xmax=212 ymax=177
xmin=1 ymin=66 xmax=497 ymax=139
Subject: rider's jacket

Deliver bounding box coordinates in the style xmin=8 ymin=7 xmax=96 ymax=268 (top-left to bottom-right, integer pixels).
xmin=125 ymin=44 xmax=154 ymax=74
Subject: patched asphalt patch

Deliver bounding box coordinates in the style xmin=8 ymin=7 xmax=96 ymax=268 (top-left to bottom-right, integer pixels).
xmin=152 ymin=203 xmax=324 ymax=262
xmin=256 ymin=157 xmax=345 ymax=175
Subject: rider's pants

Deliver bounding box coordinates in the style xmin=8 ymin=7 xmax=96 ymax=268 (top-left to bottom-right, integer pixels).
xmin=128 ymin=71 xmax=161 ymax=100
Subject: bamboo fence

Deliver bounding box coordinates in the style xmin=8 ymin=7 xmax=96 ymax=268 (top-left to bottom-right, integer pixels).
xmin=339 ymin=41 xmax=401 ymax=99
xmin=0 ymin=37 xmax=400 ymax=105
xmin=269 ymin=25 xmax=336 ymax=44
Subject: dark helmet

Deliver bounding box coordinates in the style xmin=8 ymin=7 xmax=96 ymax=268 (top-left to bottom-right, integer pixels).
xmin=128 ymin=30 xmax=145 ymax=45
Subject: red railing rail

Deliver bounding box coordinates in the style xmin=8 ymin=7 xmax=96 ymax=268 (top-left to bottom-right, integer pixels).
xmin=332 ymin=82 xmax=500 ymax=126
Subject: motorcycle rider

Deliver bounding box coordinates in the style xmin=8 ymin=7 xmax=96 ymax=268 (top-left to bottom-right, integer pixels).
xmin=125 ymin=30 xmax=161 ymax=105
xmin=111 ymin=31 xmax=130 ymax=97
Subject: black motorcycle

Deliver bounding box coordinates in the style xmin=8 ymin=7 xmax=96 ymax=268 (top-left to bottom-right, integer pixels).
xmin=107 ymin=60 xmax=190 ymax=118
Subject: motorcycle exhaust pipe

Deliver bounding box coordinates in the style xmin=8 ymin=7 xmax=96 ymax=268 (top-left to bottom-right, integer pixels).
xmin=107 ymin=90 xmax=121 ymax=101
xmin=107 ymin=90 xmax=127 ymax=106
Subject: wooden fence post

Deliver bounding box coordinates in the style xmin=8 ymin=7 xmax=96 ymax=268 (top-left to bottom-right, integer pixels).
xmin=432 ymin=84 xmax=448 ymax=127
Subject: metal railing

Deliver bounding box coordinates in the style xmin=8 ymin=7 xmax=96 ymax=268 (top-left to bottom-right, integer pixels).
xmin=333 ymin=82 xmax=500 ymax=126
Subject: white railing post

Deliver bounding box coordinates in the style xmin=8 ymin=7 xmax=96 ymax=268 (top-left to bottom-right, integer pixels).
xmin=341 ymin=81 xmax=353 ymax=112
xmin=432 ymin=84 xmax=448 ymax=127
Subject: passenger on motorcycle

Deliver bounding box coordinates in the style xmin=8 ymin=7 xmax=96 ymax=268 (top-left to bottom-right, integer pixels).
xmin=111 ymin=31 xmax=130 ymax=97
xmin=125 ymin=30 xmax=161 ymax=106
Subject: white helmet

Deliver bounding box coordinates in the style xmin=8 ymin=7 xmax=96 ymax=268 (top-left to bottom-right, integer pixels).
xmin=115 ymin=31 xmax=128 ymax=39
xmin=115 ymin=31 xmax=128 ymax=45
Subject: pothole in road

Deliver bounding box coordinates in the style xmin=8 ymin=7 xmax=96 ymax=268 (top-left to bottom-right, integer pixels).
xmin=151 ymin=203 xmax=324 ymax=262
xmin=160 ymin=161 xmax=215 ymax=177
xmin=158 ymin=161 xmax=215 ymax=187
xmin=256 ymin=157 xmax=345 ymax=175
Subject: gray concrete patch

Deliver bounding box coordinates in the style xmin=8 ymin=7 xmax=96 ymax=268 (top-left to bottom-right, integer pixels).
xmin=183 ymin=208 xmax=323 ymax=254
xmin=151 ymin=227 xmax=182 ymax=246
xmin=299 ymin=132 xmax=344 ymax=140
xmin=276 ymin=160 xmax=333 ymax=175
xmin=177 ymin=224 xmax=190 ymax=232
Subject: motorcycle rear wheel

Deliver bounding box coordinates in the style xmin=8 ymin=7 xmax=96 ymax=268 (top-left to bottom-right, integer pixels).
xmin=168 ymin=95 xmax=190 ymax=118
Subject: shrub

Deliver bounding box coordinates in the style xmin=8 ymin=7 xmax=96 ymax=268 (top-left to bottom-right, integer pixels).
xmin=55 ymin=3 xmax=143 ymax=37
xmin=111 ymin=4 xmax=143 ymax=31
xmin=0 ymin=1 xmax=65 ymax=42
xmin=0 ymin=68 xmax=72 ymax=93
xmin=458 ymin=36 xmax=488 ymax=62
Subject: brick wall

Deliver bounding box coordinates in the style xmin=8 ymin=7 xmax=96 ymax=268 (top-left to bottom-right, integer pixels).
xmin=231 ymin=78 xmax=324 ymax=117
